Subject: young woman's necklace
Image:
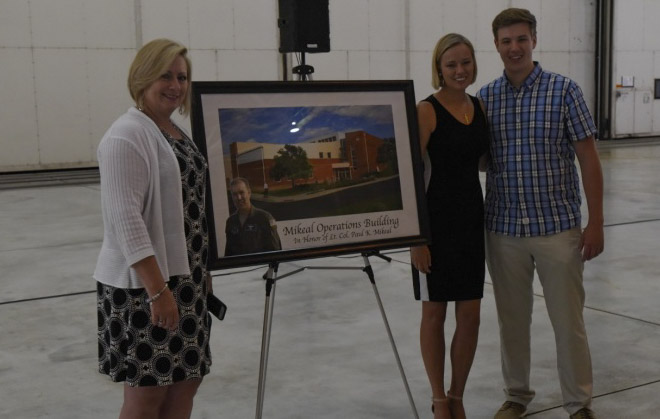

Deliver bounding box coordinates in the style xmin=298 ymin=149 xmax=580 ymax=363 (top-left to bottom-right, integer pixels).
xmin=463 ymin=94 xmax=471 ymax=124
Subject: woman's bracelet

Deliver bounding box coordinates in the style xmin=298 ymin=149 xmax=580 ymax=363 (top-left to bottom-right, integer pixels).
xmin=146 ymin=283 xmax=169 ymax=304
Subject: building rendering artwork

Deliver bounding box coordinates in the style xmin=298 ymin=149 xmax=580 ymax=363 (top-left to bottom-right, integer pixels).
xmin=193 ymin=82 xmax=426 ymax=268
xmin=227 ymin=130 xmax=391 ymax=194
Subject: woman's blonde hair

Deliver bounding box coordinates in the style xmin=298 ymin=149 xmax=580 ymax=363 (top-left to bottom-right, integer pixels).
xmin=128 ymin=38 xmax=192 ymax=116
xmin=431 ymin=33 xmax=477 ymax=90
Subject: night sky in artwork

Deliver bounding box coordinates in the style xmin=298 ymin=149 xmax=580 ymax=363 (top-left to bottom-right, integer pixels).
xmin=218 ymin=105 xmax=395 ymax=153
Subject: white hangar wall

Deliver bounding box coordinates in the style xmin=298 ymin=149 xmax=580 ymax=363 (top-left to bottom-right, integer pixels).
xmin=612 ymin=0 xmax=660 ymax=137
xmin=0 ymin=0 xmax=598 ymax=173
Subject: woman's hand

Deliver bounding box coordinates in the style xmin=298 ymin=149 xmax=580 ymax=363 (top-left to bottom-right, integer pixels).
xmin=150 ymin=288 xmax=179 ymax=331
xmin=131 ymin=256 xmax=180 ymax=331
xmin=410 ymin=245 xmax=431 ymax=274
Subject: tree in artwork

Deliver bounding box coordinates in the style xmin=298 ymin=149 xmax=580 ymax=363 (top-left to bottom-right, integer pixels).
xmin=270 ymin=144 xmax=313 ymax=188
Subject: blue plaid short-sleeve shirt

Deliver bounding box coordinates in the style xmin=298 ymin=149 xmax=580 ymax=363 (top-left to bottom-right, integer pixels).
xmin=477 ymin=63 xmax=597 ymax=237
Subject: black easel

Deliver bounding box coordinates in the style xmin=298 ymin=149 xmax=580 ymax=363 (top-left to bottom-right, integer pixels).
xmin=254 ymin=252 xmax=419 ymax=419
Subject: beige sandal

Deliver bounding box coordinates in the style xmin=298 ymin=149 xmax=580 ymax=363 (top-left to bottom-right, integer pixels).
xmin=447 ymin=392 xmax=462 ymax=401
xmin=431 ymin=396 xmax=448 ymax=413
xmin=447 ymin=393 xmax=466 ymax=419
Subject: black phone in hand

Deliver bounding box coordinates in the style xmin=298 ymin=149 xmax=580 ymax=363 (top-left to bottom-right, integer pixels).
xmin=207 ymin=293 xmax=227 ymax=320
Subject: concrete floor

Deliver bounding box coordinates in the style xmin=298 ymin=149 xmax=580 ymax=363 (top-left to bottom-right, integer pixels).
xmin=1 ymin=141 xmax=659 ymax=419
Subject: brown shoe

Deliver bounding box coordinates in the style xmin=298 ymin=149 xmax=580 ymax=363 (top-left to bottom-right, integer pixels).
xmin=494 ymin=401 xmax=527 ymax=418
xmin=569 ymin=408 xmax=596 ymax=419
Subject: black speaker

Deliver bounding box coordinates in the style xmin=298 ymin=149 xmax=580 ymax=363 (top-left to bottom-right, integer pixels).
xmin=278 ymin=0 xmax=330 ymax=53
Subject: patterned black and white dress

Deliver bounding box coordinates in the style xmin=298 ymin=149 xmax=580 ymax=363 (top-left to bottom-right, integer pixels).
xmin=97 ymin=127 xmax=212 ymax=387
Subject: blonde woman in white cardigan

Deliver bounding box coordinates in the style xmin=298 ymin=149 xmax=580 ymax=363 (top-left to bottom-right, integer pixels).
xmin=95 ymin=39 xmax=213 ymax=419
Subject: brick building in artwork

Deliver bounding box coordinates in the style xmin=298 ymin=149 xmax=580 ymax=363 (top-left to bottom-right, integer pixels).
xmin=226 ymin=130 xmax=389 ymax=193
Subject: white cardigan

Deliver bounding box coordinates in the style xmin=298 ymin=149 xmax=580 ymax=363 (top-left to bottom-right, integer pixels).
xmin=94 ymin=107 xmax=190 ymax=289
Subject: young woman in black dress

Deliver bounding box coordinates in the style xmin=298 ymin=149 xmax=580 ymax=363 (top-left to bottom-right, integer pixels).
xmin=411 ymin=33 xmax=489 ymax=419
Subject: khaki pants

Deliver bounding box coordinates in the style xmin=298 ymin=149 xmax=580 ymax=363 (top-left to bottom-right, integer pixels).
xmin=486 ymin=228 xmax=593 ymax=414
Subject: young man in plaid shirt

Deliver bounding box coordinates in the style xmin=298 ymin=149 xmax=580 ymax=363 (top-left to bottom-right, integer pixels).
xmin=477 ymin=8 xmax=604 ymax=419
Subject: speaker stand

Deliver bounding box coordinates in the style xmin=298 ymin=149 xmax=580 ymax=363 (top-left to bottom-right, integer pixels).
xmin=292 ymin=52 xmax=314 ymax=81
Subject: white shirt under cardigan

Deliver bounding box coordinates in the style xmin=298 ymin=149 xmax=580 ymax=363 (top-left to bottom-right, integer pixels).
xmin=94 ymin=107 xmax=190 ymax=289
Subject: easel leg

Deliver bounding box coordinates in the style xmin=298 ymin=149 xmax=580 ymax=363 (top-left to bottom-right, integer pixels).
xmin=256 ymin=262 xmax=279 ymax=419
xmin=362 ymin=254 xmax=419 ymax=419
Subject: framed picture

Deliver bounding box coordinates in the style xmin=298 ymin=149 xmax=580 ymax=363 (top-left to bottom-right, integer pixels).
xmin=191 ymin=80 xmax=429 ymax=270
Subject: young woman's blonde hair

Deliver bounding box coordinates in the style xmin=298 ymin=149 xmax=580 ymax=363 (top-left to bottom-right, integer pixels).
xmin=128 ymin=38 xmax=192 ymax=116
xmin=431 ymin=33 xmax=477 ymax=90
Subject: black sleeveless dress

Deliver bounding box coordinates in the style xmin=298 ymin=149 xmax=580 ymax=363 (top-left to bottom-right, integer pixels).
xmin=413 ymin=94 xmax=489 ymax=302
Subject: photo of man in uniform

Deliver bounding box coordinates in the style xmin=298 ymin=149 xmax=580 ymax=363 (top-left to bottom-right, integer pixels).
xmin=224 ymin=177 xmax=282 ymax=256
